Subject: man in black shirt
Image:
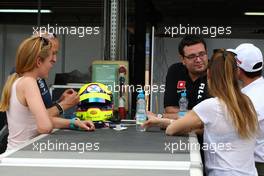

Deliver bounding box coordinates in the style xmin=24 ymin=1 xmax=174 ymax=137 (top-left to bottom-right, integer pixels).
xmin=163 ymin=35 xmax=209 ymax=171
xmin=164 ymin=35 xmax=209 ymax=118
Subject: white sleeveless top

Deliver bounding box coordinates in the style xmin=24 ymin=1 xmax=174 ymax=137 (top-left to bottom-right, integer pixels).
xmin=6 ymin=77 xmax=38 ymax=150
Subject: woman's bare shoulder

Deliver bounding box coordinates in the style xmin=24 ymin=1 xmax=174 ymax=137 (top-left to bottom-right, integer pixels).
xmin=17 ymin=76 xmax=38 ymax=90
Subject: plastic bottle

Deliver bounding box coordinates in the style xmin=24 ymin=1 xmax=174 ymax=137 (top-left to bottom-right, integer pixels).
xmin=136 ymin=90 xmax=147 ymax=132
xmin=118 ymin=96 xmax=126 ymax=120
xmin=178 ymin=91 xmax=188 ymax=118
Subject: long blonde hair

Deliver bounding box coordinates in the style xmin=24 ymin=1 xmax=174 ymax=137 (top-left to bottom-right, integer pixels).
xmin=0 ymin=37 xmax=52 ymax=111
xmin=208 ymin=49 xmax=258 ymax=139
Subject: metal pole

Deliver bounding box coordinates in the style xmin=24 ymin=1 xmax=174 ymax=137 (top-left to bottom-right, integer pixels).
xmin=110 ymin=0 xmax=118 ymax=60
xmin=150 ymin=26 xmax=155 ymax=112
xmin=123 ymin=0 xmax=127 ymax=60
xmin=37 ymin=0 xmax=41 ymax=27
xmin=103 ymin=0 xmax=110 ymax=60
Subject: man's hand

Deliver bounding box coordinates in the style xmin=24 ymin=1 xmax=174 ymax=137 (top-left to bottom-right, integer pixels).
xmin=142 ymin=111 xmax=162 ymax=128
xmin=59 ymin=89 xmax=80 ymax=110
xmin=164 ymin=106 xmax=180 ymax=119
xmin=162 ymin=113 xmax=179 ymax=120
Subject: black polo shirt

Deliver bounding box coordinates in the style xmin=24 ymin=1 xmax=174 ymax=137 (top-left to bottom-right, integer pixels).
xmin=164 ymin=63 xmax=209 ymax=109
xmin=37 ymin=78 xmax=53 ymax=108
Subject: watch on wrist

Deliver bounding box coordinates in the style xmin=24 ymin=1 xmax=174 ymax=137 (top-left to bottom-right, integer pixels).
xmin=54 ymin=102 xmax=64 ymax=115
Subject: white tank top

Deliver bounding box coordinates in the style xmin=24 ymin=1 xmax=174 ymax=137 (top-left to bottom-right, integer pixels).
xmin=6 ymin=77 xmax=38 ymax=150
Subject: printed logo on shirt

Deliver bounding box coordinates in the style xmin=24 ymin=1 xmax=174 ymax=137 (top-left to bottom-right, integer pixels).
xmin=38 ymin=79 xmax=45 ymax=89
xmin=197 ymin=83 xmax=205 ymax=99
xmin=177 ymin=81 xmax=186 ymax=89
xmin=37 ymin=79 xmax=48 ymax=95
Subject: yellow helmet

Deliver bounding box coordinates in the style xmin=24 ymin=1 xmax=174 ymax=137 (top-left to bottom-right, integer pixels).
xmin=76 ymin=82 xmax=113 ymax=121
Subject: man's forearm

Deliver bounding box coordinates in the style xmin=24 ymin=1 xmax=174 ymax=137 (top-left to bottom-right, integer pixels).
xmin=163 ymin=106 xmax=180 ymax=119
xmin=164 ymin=106 xmax=179 ymax=113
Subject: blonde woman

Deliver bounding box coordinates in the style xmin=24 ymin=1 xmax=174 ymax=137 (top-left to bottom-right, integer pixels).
xmin=0 ymin=37 xmax=94 ymax=150
xmin=144 ymin=49 xmax=259 ymax=176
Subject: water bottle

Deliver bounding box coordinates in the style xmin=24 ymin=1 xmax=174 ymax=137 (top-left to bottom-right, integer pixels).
xmin=136 ymin=91 xmax=147 ymax=132
xmin=178 ymin=91 xmax=188 ymax=118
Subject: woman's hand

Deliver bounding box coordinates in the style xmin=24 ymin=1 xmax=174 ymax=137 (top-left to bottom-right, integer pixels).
xmin=74 ymin=118 xmax=95 ymax=131
xmin=59 ymin=89 xmax=80 ymax=110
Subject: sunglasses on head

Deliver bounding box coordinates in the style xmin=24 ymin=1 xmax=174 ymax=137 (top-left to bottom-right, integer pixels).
xmin=213 ymin=49 xmax=237 ymax=60
xmin=39 ymin=36 xmax=50 ymax=48
xmin=32 ymin=31 xmax=57 ymax=39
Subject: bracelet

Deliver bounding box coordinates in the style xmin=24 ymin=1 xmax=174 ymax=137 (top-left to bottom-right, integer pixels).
xmin=54 ymin=102 xmax=64 ymax=115
xmin=69 ymin=118 xmax=78 ymax=129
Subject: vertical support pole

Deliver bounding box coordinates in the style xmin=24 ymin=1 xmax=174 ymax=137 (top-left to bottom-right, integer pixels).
xmin=37 ymin=0 xmax=41 ymax=27
xmin=110 ymin=0 xmax=118 ymax=60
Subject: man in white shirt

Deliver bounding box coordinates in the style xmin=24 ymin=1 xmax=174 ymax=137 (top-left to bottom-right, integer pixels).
xmin=229 ymin=43 xmax=264 ymax=176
